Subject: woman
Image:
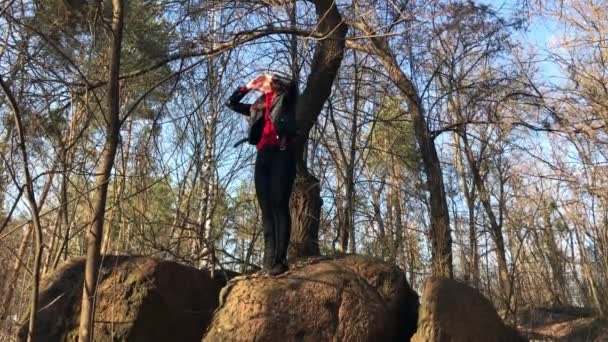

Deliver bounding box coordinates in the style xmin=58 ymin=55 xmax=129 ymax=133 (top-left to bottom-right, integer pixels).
xmin=226 ymin=74 xmax=298 ymax=275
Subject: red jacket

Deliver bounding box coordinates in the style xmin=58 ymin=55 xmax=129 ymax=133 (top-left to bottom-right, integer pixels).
xmin=257 ymin=91 xmax=280 ymax=150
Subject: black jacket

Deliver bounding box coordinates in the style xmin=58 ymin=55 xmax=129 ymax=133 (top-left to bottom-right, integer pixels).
xmin=226 ymin=76 xmax=298 ymax=146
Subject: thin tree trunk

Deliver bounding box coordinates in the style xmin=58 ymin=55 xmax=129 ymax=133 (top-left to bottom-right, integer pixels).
xmin=197 ymin=10 xmax=220 ymax=273
xmin=414 ymin=109 xmax=453 ymax=278
xmin=541 ymin=200 xmax=568 ymax=304
xmin=78 ymin=0 xmax=124 ymax=339
xmin=452 ymin=133 xmax=479 ymax=286
xmin=0 ymin=76 xmax=45 ymax=342
xmin=371 ymin=178 xmax=387 ymax=258
xmin=51 ymin=100 xmax=88 ymax=267
xmin=58 ymin=156 xmax=71 ymax=260
xmin=394 ymin=164 xmax=405 ymax=262
xmin=405 ymin=224 xmax=419 ymax=288
xmin=574 ymin=222 xmax=605 ymax=316
xmin=116 ymin=119 xmax=133 ymax=253
xmin=345 ymin=52 xmax=360 ymax=254
xmin=169 ymin=159 xmax=196 ymax=257
xmin=196 ymin=121 xmax=216 ymax=268
xmin=289 ymin=0 xmax=299 ymax=80
xmin=460 ymin=133 xmax=510 ymax=301
xmin=43 ymin=212 xmax=61 ymax=274
xmin=336 ymin=160 xmax=347 ymax=251
xmin=386 ymin=166 xmax=394 ymax=256
xmin=0 ymin=225 xmax=32 ymax=329
xmin=349 ymin=29 xmax=453 ymax=277
xmin=345 ymin=147 xmax=356 ymax=254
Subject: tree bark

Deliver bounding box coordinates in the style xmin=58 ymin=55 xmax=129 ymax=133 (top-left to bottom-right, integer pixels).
xmin=0 ymin=225 xmax=31 ymax=333
xmin=574 ymin=221 xmax=606 ymax=316
xmin=328 ymin=68 xmax=359 ymax=254
xmin=78 ymin=0 xmax=124 ymax=339
xmin=542 ymin=200 xmax=568 ymax=304
xmin=289 ymin=172 xmax=322 ymax=257
xmin=344 ymin=53 xmax=360 ymax=254
xmin=371 ymin=178 xmax=387 ymax=258
xmin=288 ymin=0 xmax=347 ymax=258
xmin=460 ymin=133 xmax=510 ymax=301
xmin=414 ymin=108 xmax=453 ymax=278
xmin=336 ymin=159 xmax=346 ymax=251
xmin=391 ymin=160 xmax=404 ymax=262
xmin=453 ymin=133 xmax=480 ymax=287
xmin=0 ymin=75 xmax=45 ymax=342
xmin=348 ymin=32 xmax=453 ymax=277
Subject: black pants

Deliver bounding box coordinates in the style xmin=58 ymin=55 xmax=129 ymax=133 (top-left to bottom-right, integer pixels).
xmin=255 ymin=145 xmax=296 ymax=268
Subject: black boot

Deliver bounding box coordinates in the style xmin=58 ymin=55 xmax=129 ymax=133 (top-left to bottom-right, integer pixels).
xmin=268 ymin=240 xmax=289 ymax=276
xmin=268 ymin=260 xmax=288 ymax=276
xmin=263 ymin=238 xmax=275 ymax=272
xmin=271 ymin=211 xmax=290 ymax=276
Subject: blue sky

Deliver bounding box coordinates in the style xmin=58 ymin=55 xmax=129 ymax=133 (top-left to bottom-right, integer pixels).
xmin=479 ymin=0 xmax=567 ymax=80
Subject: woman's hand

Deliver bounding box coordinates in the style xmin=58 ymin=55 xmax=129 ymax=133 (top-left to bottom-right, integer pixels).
xmin=247 ymin=74 xmax=273 ymax=93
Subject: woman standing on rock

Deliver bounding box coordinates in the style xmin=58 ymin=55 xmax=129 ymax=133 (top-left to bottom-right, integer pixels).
xmin=226 ymin=74 xmax=298 ymax=275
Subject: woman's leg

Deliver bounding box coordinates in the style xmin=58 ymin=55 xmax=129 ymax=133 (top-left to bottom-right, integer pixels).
xmin=254 ymin=148 xmax=275 ymax=271
xmin=270 ymin=148 xmax=297 ymax=271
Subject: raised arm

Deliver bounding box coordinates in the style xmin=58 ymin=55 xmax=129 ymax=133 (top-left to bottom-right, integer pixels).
xmin=226 ymin=86 xmax=251 ymax=116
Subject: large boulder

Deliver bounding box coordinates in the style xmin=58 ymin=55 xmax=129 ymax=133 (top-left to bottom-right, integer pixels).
xmin=411 ymin=277 xmax=526 ymax=342
xmin=18 ymin=256 xmax=234 ymax=342
xmin=335 ymin=255 xmax=420 ymax=339
xmin=203 ymin=255 xmax=419 ymax=342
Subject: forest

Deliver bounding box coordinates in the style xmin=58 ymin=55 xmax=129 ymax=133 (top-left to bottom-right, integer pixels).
xmin=1 ymin=0 xmax=607 ymax=340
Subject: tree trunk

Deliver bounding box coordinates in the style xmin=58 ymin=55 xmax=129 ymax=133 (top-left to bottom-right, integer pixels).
xmin=78 ymin=0 xmax=124 ymax=339
xmin=115 ymin=118 xmax=132 ymax=252
xmin=345 ymin=54 xmax=360 ymax=254
xmin=460 ymin=133 xmax=510 ymax=301
xmin=43 ymin=212 xmax=61 ymax=274
xmin=574 ymin=222 xmax=606 ymax=316
xmin=0 ymin=225 xmax=31 ymax=331
xmin=391 ymin=161 xmax=404 ymax=263
xmin=288 ymin=0 xmax=299 ymax=80
xmin=386 ymin=168 xmax=394 ymax=255
xmin=541 ymin=200 xmax=568 ymax=304
xmin=453 ymin=133 xmax=479 ymax=287
xmin=349 ymin=28 xmax=453 ymax=277
xmin=289 ymin=172 xmax=322 ymax=258
xmin=405 ymin=224 xmax=419 ymax=288
xmin=371 ymin=178 xmax=387 ymax=258
xmin=0 ymin=75 xmax=45 ymax=342
xmin=198 ymin=8 xmax=220 ymax=273
xmin=289 ymin=0 xmax=347 ymax=258
xmin=52 ymin=100 xmax=87 ymax=267
xmin=412 ymin=108 xmax=453 ymax=278
xmin=336 ymin=165 xmax=347 ymax=252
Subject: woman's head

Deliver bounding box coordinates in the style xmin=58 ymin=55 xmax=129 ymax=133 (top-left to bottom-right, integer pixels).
xmin=247 ymin=73 xmax=292 ymax=94
xmin=247 ymin=74 xmax=273 ymax=94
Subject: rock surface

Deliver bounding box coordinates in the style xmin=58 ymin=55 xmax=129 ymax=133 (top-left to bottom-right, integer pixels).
xmin=411 ymin=277 xmax=526 ymax=342
xmin=18 ymin=256 xmax=233 ymax=342
xmin=203 ymin=255 xmax=419 ymax=342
